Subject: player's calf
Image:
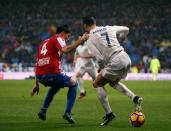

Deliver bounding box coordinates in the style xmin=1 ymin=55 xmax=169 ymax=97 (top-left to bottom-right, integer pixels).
xmin=133 ymin=96 xmax=143 ymax=112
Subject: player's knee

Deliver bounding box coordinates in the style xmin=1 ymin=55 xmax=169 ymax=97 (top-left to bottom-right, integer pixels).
xmin=70 ymin=78 xmax=77 ymax=87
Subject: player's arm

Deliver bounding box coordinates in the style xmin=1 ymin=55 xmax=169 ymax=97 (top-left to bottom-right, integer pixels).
xmin=114 ymin=26 xmax=129 ymax=34
xmin=30 ymin=78 xmax=40 ymax=96
xmin=114 ymin=26 xmax=129 ymax=39
xmin=62 ymin=34 xmax=88 ymax=53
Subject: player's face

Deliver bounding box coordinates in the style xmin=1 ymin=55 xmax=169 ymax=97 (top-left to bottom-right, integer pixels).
xmin=83 ymin=24 xmax=90 ymax=33
xmin=63 ymin=33 xmax=70 ymax=40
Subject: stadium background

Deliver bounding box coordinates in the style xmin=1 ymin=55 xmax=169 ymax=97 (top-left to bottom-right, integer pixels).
xmin=0 ymin=1 xmax=171 ymax=131
xmin=0 ymin=0 xmax=171 ymax=74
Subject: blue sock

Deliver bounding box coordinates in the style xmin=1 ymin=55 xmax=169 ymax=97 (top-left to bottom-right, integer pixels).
xmin=41 ymin=86 xmax=60 ymax=113
xmin=65 ymin=82 xmax=78 ymax=114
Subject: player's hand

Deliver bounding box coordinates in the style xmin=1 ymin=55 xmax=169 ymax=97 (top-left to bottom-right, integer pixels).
xmin=97 ymin=68 xmax=101 ymax=73
xmin=80 ymin=33 xmax=89 ymax=42
xmin=30 ymin=85 xmax=39 ymax=96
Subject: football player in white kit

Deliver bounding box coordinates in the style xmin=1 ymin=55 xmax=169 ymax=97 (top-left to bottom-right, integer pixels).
xmin=82 ymin=16 xmax=143 ymax=126
xmin=73 ymin=39 xmax=96 ymax=99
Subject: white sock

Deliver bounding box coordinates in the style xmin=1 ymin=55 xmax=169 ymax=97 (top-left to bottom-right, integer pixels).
xmin=113 ymin=82 xmax=136 ymax=100
xmin=95 ymin=87 xmax=112 ymax=114
xmin=77 ymin=77 xmax=85 ymax=93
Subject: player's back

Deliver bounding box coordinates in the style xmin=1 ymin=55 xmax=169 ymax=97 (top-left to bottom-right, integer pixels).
xmin=150 ymin=58 xmax=160 ymax=70
xmin=36 ymin=35 xmax=64 ymax=75
xmin=86 ymin=26 xmax=128 ymax=63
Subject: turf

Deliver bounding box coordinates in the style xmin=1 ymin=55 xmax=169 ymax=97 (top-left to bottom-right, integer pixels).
xmin=0 ymin=80 xmax=171 ymax=131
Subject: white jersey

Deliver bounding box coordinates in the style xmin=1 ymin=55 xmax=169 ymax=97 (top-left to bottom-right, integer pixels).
xmin=85 ymin=25 xmax=129 ymax=67
xmin=75 ymin=44 xmax=94 ymax=66
xmin=76 ymin=44 xmax=92 ymax=57
xmin=74 ymin=44 xmax=96 ymax=79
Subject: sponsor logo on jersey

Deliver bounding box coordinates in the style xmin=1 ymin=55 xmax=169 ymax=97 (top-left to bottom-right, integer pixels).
xmin=37 ymin=57 xmax=50 ymax=66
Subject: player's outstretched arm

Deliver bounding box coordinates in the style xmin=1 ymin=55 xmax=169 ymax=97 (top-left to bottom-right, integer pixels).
xmin=61 ymin=33 xmax=89 ymax=53
xmin=114 ymin=26 xmax=129 ymax=37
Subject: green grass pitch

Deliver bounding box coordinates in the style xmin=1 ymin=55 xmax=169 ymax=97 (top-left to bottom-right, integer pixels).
xmin=0 ymin=80 xmax=171 ymax=131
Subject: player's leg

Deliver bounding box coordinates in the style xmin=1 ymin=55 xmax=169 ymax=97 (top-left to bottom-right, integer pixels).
xmin=108 ymin=51 xmax=143 ymax=111
xmin=152 ymin=70 xmax=157 ymax=80
xmin=109 ymin=80 xmax=142 ymax=112
xmin=109 ymin=80 xmax=136 ymax=100
xmin=87 ymin=66 xmax=96 ymax=80
xmin=93 ymin=73 xmax=115 ymax=125
xmin=63 ymin=75 xmax=78 ymax=123
xmin=75 ymin=67 xmax=86 ymax=99
xmin=76 ymin=71 xmax=86 ymax=99
xmin=38 ymin=80 xmax=61 ymax=120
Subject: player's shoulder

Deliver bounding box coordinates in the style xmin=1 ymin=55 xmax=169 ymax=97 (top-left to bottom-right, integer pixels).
xmin=90 ymin=26 xmax=115 ymax=35
xmin=105 ymin=25 xmax=117 ymax=31
xmin=90 ymin=26 xmax=105 ymax=33
xmin=51 ymin=34 xmax=61 ymax=39
xmin=40 ymin=38 xmax=49 ymax=45
xmin=51 ymin=34 xmax=65 ymax=43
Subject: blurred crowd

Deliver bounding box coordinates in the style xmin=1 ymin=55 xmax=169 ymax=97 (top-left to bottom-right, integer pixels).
xmin=0 ymin=0 xmax=171 ymax=72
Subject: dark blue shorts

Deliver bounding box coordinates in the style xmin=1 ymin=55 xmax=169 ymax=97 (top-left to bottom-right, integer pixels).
xmin=36 ymin=73 xmax=71 ymax=88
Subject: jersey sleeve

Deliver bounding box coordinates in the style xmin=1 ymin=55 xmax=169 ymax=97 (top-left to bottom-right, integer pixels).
xmin=54 ymin=36 xmax=66 ymax=50
xmin=113 ymin=26 xmax=129 ymax=36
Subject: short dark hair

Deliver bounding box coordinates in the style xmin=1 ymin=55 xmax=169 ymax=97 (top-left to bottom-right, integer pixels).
xmin=82 ymin=16 xmax=96 ymax=26
xmin=56 ymin=24 xmax=70 ymax=34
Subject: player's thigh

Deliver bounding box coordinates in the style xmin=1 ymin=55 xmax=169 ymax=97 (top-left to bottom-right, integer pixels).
xmin=93 ymin=73 xmax=109 ymax=88
xmin=53 ymin=73 xmax=75 ymax=87
xmin=102 ymin=67 xmax=127 ymax=81
xmin=102 ymin=53 xmax=130 ymax=81
xmin=86 ymin=67 xmax=96 ymax=80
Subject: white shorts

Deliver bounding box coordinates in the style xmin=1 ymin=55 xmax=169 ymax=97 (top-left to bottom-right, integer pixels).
xmin=102 ymin=51 xmax=131 ymax=81
xmin=75 ymin=59 xmax=96 ymax=80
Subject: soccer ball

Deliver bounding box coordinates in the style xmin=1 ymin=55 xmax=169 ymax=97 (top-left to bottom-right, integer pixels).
xmin=129 ymin=111 xmax=145 ymax=127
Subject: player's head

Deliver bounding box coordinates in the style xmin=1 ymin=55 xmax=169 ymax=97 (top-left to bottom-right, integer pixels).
xmin=56 ymin=24 xmax=70 ymax=40
xmin=48 ymin=24 xmax=57 ymax=36
xmin=82 ymin=16 xmax=96 ymax=33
